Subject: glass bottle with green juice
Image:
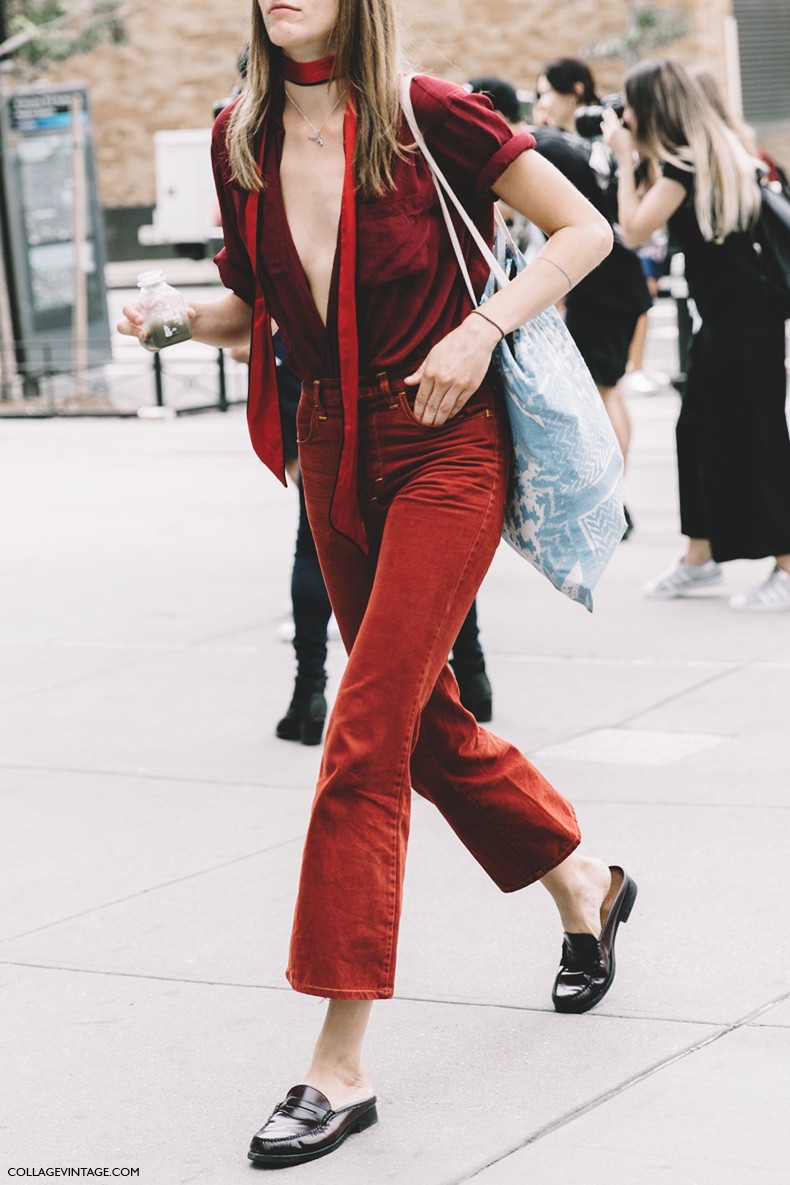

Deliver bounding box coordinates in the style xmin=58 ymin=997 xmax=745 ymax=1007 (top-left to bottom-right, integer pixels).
xmin=136 ymin=270 xmax=193 ymax=350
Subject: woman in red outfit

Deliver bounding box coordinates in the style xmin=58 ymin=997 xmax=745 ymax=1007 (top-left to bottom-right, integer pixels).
xmin=120 ymin=0 xmax=636 ymax=1167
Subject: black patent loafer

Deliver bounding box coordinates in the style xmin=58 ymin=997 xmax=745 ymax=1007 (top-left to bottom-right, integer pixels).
xmin=552 ymin=866 xmax=637 ymax=1014
xmin=248 ymin=1084 xmax=378 ymax=1168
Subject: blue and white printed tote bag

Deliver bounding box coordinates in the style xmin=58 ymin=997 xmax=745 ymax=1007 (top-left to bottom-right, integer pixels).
xmin=401 ymin=76 xmax=626 ymax=611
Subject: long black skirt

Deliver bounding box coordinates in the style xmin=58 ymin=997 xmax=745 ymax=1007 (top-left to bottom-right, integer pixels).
xmin=677 ymin=309 xmax=790 ymax=561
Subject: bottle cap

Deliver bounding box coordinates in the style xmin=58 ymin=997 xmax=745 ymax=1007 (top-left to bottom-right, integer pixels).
xmin=137 ymin=269 xmax=167 ymax=288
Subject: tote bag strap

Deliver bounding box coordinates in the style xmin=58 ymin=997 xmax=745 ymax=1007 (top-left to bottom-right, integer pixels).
xmin=400 ymin=74 xmax=511 ymax=297
xmin=493 ymin=204 xmax=519 ymax=254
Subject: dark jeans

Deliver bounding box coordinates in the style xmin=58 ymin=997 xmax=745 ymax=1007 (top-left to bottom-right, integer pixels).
xmin=292 ymin=477 xmax=333 ymax=682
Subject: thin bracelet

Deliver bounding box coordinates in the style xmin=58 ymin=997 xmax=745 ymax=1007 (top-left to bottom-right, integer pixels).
xmin=534 ymin=256 xmax=573 ymax=291
xmin=470 ymin=308 xmax=505 ymax=341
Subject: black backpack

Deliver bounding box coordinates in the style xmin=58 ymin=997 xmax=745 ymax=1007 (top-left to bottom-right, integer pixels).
xmin=755 ymin=185 xmax=790 ymax=319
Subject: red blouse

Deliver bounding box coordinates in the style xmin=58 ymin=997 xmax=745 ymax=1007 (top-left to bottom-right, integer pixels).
xmin=211 ymin=74 xmax=535 ymax=382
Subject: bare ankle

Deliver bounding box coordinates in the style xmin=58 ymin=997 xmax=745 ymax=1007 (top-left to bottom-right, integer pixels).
xmin=303 ymin=1061 xmax=374 ymax=1110
xmin=542 ymin=855 xmax=611 ymax=936
xmin=304 ymin=998 xmax=374 ymax=1106
xmin=684 ymin=539 xmax=713 ymax=566
xmin=308 ymin=1057 xmax=367 ymax=1086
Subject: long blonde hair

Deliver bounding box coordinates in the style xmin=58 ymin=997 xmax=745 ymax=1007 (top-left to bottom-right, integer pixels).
xmin=624 ymin=59 xmax=761 ymax=243
xmin=689 ymin=67 xmax=759 ymax=158
xmin=227 ymin=0 xmax=406 ymax=198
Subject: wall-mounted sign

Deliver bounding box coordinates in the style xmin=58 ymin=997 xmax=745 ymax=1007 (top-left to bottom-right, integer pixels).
xmin=0 ymin=83 xmax=111 ymax=382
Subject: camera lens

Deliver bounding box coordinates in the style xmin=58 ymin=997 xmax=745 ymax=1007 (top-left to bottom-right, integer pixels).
xmin=574 ymin=94 xmax=624 ymax=139
xmin=574 ymin=106 xmax=605 ymax=139
xmin=602 ymin=93 xmax=625 ymax=119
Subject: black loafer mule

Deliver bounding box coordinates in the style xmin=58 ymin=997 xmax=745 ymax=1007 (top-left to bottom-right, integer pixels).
xmin=552 ymin=866 xmax=637 ymax=1014
xmin=248 ymin=1084 xmax=378 ymax=1168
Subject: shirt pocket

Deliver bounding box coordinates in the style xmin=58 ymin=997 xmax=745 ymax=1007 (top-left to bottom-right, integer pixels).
xmin=356 ymin=195 xmax=435 ymax=288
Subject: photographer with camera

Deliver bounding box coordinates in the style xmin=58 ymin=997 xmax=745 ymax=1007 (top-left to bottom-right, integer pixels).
xmin=532 ymin=58 xmax=652 ymax=538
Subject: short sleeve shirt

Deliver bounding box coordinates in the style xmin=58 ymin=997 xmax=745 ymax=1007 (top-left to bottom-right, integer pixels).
xmin=212 ymin=75 xmax=535 ymax=381
xmin=662 ymin=161 xmax=765 ymax=320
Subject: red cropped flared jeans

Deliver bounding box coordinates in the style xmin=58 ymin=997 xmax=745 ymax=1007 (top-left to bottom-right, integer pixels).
xmin=286 ymin=371 xmax=580 ymax=999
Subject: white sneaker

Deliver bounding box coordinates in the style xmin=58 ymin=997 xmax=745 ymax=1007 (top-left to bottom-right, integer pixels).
xmin=643 ymin=558 xmax=723 ymax=599
xmin=623 ymin=369 xmax=671 ymax=395
xmin=277 ymin=619 xmax=295 ymax=642
xmin=729 ymin=566 xmax=790 ymax=612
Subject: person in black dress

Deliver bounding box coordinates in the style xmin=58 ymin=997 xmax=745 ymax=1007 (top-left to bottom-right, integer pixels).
xmin=533 ymin=59 xmax=652 ymax=538
xmin=604 ymin=59 xmax=790 ymax=610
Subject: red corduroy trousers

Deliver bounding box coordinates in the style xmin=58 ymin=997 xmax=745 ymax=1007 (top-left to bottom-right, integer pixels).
xmin=286 ymin=371 xmax=581 ymax=999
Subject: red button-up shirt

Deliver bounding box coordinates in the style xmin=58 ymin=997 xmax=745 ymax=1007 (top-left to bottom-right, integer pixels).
xmin=212 ymin=74 xmax=535 ymax=382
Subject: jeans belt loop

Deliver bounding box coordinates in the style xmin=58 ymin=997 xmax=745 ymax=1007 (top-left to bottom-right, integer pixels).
xmin=312 ymin=379 xmax=326 ymax=418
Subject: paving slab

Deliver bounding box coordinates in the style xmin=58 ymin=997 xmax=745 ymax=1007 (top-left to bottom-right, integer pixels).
xmin=750 ymin=997 xmax=790 ymax=1026
xmin=0 ymin=413 xmax=295 ymax=647
xmin=1 ymin=963 xmax=712 ymax=1185
xmin=537 ymin=728 xmax=790 ymax=809
xmin=470 ymin=1023 xmax=790 ymax=1185
xmin=0 ymin=767 xmax=309 ymax=942
xmin=628 ymin=665 xmax=790 ymax=735
xmin=0 ymin=642 xmax=326 ymax=784
xmin=0 ymin=841 xmax=300 ymax=989
xmin=465 ymin=650 xmax=730 ymax=754
xmin=0 ymin=640 xmax=158 ymax=705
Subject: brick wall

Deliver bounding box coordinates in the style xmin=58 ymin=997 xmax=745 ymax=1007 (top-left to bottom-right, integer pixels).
xmin=405 ymin=0 xmax=682 ymax=92
xmin=44 ymin=0 xmax=249 ymax=207
xmin=39 ymin=0 xmax=786 ymax=209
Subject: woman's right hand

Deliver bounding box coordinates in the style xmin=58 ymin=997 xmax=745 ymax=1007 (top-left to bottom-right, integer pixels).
xmin=601 ymin=108 xmax=635 ymax=163
xmin=116 ymin=302 xmax=147 ymax=345
xmin=116 ymin=303 xmax=196 ymax=350
xmin=117 ymin=293 xmax=251 ymax=350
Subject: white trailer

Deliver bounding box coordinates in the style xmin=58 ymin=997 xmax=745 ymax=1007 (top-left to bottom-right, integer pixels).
xmin=137 ymin=128 xmax=222 ymax=259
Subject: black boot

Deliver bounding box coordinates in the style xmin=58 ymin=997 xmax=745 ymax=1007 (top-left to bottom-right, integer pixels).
xmin=453 ymin=665 xmax=493 ymax=723
xmin=276 ymin=676 xmax=327 ymax=746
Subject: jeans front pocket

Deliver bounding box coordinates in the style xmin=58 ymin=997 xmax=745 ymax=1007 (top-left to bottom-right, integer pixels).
xmin=296 ymin=393 xmax=325 ymax=445
xmin=397 ymin=390 xmax=493 ymax=431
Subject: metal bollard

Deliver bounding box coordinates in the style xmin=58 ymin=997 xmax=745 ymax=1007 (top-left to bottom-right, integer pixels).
xmin=153 ymin=351 xmax=164 ymax=407
xmin=217 ymin=348 xmax=228 ymax=412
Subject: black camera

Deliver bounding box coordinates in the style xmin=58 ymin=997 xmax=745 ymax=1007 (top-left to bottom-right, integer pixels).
xmin=574 ymin=93 xmax=625 ymax=139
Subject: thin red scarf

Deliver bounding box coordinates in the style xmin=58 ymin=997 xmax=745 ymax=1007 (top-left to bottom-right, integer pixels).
xmin=242 ymin=55 xmax=365 ymax=552
xmin=282 ymin=54 xmax=336 ymax=86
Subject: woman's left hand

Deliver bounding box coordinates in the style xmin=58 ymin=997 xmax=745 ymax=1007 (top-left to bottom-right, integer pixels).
xmin=404 ymin=313 xmax=501 ymax=425
xmin=601 ymin=107 xmax=634 ymax=161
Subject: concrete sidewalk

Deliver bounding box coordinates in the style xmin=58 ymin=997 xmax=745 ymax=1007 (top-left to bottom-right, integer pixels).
xmin=2 ymin=374 xmax=789 ymax=1184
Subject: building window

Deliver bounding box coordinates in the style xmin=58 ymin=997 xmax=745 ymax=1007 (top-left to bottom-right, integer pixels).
xmin=733 ymin=0 xmax=790 ymax=129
